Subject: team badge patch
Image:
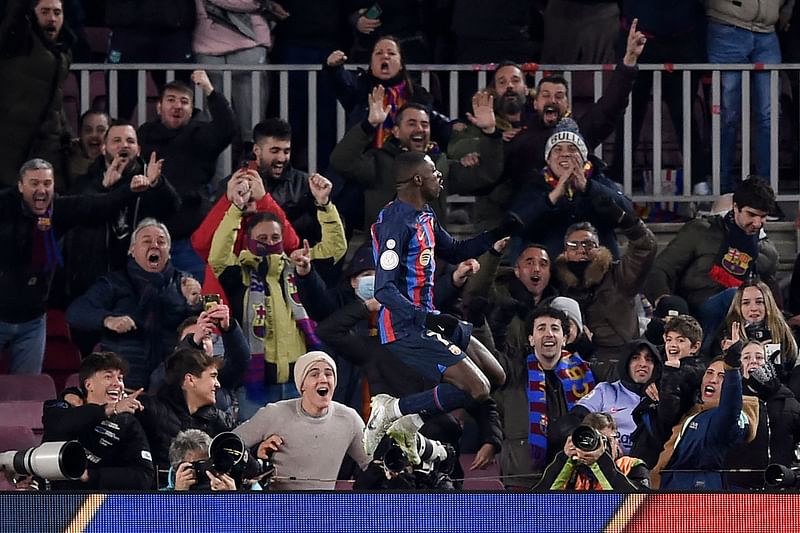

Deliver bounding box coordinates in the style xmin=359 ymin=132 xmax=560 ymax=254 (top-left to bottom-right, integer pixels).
xmin=419 ymin=249 xmax=432 ymax=267
xmin=380 ymin=250 xmax=399 ymax=270
xmin=448 ymin=344 xmax=462 ymax=356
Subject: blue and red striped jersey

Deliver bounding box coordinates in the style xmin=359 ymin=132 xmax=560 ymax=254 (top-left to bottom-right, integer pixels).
xmin=371 ymin=199 xmax=493 ymax=343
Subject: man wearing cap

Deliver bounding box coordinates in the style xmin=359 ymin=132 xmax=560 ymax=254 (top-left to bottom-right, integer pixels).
xmin=554 ymin=216 xmax=657 ymax=382
xmin=233 ymin=351 xmax=370 ymax=490
xmin=508 ymin=118 xmax=635 ymax=260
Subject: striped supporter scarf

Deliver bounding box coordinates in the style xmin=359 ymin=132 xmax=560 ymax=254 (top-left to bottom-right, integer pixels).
xmin=527 ymin=351 xmax=595 ymax=471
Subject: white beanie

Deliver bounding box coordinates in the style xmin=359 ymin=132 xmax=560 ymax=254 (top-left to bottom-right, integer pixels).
xmin=544 ymin=118 xmax=588 ymax=163
xmin=293 ymin=351 xmax=337 ymax=392
xmin=551 ymin=296 xmax=583 ymax=332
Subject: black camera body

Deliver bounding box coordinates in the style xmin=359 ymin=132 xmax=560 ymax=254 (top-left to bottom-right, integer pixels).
xmin=189 ymin=432 xmax=274 ymax=490
xmin=367 ymin=435 xmax=457 ymax=490
xmin=572 ymin=425 xmax=607 ymax=453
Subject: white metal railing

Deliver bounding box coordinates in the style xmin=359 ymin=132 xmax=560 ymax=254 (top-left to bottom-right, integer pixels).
xmin=69 ymin=63 xmax=800 ymax=204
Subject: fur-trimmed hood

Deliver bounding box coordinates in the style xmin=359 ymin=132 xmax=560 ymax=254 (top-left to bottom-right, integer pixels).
xmin=554 ymin=246 xmax=614 ymax=289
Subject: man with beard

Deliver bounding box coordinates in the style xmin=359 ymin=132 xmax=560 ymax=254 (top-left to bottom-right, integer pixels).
xmin=447 ymin=19 xmax=647 ymax=230
xmin=67 ymin=111 xmax=109 ymax=185
xmin=57 ymin=120 xmax=182 ymax=308
xmin=330 ymin=91 xmax=504 ymax=231
xmin=0 ymin=158 xmax=157 ymax=374
xmin=0 ymin=0 xmax=74 ymax=191
xmin=224 ymin=118 xmax=317 ymax=243
xmin=553 ymin=216 xmax=657 ymax=382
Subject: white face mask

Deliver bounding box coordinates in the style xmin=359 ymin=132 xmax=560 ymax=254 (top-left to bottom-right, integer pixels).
xmin=355 ymin=275 xmax=375 ymax=301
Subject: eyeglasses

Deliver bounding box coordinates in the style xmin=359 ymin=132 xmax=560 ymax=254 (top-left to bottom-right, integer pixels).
xmin=566 ymin=240 xmax=598 ymax=250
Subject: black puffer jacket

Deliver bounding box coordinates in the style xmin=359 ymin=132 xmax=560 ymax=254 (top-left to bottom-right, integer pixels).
xmin=138 ymin=384 xmax=235 ymax=470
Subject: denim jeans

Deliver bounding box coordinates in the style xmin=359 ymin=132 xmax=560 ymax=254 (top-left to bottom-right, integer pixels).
xmin=707 ymin=22 xmax=781 ymax=192
xmin=0 ymin=314 xmax=47 ymax=374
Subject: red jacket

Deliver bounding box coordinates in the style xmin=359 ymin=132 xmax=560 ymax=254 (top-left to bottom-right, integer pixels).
xmin=191 ymin=193 xmax=300 ymax=303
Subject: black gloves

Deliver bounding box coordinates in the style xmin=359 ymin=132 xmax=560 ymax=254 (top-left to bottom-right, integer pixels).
xmin=723 ymin=340 xmax=743 ymax=369
xmin=425 ymin=313 xmax=461 ymax=338
xmin=591 ymin=195 xmax=637 ymax=229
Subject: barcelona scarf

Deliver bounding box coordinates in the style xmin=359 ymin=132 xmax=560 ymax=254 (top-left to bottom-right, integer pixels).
xmin=708 ymin=211 xmax=758 ymax=289
xmin=528 ymin=351 xmax=595 ymax=470
xmin=374 ymin=81 xmax=409 ymax=148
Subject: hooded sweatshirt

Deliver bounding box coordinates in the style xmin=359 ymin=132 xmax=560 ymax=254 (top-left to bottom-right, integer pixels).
xmin=575 ymin=339 xmax=663 ymax=454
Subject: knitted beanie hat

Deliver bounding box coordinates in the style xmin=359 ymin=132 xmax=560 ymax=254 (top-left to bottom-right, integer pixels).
xmin=544 ymin=117 xmax=588 ymax=163
xmin=293 ymin=351 xmax=337 ymax=392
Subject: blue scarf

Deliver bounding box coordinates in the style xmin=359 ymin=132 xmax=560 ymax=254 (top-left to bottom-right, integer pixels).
xmin=527 ymin=351 xmax=595 ymax=470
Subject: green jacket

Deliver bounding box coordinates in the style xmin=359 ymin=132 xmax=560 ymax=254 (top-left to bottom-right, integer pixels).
xmin=644 ymin=214 xmax=779 ymax=312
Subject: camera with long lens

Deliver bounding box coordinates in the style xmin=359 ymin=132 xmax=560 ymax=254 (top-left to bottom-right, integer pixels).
xmin=764 ymin=463 xmax=800 ymax=489
xmin=0 ymin=441 xmax=86 ymax=481
xmin=368 ymin=433 xmax=457 ymax=490
xmin=572 ymin=425 xmax=607 ymax=453
xmin=191 ymin=432 xmax=274 ymax=490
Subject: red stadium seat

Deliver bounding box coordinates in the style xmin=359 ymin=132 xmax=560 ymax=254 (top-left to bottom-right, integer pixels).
xmin=0 ymin=375 xmax=56 ymax=402
xmin=63 ymin=373 xmax=81 ymax=391
xmin=43 ymin=310 xmax=82 ymax=393
xmin=0 ymin=402 xmax=44 ymax=435
xmin=0 ymin=425 xmax=40 ymax=452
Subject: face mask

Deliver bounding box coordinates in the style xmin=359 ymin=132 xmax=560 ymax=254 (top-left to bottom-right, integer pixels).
xmin=247 ymin=237 xmax=283 ymax=257
xmin=355 ymin=275 xmax=375 ymax=301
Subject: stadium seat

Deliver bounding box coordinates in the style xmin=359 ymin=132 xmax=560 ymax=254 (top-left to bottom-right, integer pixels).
xmin=0 ymin=402 xmax=44 ymax=435
xmin=0 ymin=425 xmax=40 ymax=452
xmin=63 ymin=373 xmax=80 ymax=391
xmin=0 ymin=375 xmax=56 ymax=402
xmin=43 ymin=310 xmax=82 ymax=393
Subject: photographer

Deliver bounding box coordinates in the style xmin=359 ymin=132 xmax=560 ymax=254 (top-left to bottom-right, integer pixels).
xmin=354 ymin=415 xmax=457 ymax=491
xmin=534 ymin=413 xmax=649 ymax=492
xmin=165 ymin=429 xmax=237 ymax=491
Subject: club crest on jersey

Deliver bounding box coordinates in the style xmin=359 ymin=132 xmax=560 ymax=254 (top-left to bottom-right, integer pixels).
xmin=419 ymin=248 xmax=432 ymax=267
